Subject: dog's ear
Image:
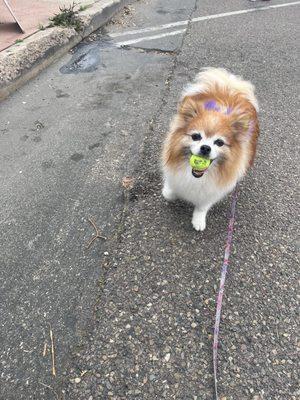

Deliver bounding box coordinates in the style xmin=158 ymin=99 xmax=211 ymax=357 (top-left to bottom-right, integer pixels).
xmin=178 ymin=96 xmax=200 ymax=123
xmin=231 ymin=112 xmax=252 ymax=137
xmin=230 ymin=102 xmax=258 ymax=138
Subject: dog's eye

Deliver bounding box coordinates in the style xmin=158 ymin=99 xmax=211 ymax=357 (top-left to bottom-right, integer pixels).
xmin=191 ymin=133 xmax=202 ymax=141
xmin=214 ymin=139 xmax=225 ymax=147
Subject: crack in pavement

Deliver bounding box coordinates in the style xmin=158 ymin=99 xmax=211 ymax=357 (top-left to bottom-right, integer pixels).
xmin=145 ymin=0 xmax=199 ymax=130
xmin=120 ymin=45 xmax=177 ymax=55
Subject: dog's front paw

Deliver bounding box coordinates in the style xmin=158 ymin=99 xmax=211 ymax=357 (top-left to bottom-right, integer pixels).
xmin=192 ymin=218 xmax=206 ymax=231
xmin=192 ymin=210 xmax=207 ymax=231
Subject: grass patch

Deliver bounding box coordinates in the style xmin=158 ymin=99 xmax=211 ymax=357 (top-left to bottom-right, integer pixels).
xmin=49 ymin=2 xmax=83 ymax=32
xmin=79 ymin=4 xmax=92 ymax=12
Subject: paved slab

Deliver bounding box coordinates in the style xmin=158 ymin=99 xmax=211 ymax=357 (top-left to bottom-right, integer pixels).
xmin=0 ymin=0 xmax=299 ymax=399
xmin=0 ymin=7 xmax=173 ymax=397
xmin=0 ymin=0 xmax=79 ymax=51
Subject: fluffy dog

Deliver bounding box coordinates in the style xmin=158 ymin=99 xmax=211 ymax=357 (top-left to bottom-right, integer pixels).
xmin=162 ymin=68 xmax=259 ymax=231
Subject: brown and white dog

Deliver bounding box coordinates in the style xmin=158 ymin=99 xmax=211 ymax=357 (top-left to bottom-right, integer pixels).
xmin=162 ymin=68 xmax=259 ymax=231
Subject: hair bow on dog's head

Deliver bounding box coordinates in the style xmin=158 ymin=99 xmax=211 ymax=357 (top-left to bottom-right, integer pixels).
xmin=204 ymin=100 xmax=232 ymax=115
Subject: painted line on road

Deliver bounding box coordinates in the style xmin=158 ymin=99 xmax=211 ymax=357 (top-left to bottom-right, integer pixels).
xmin=116 ymin=29 xmax=186 ymax=47
xmin=113 ymin=1 xmax=300 ymax=45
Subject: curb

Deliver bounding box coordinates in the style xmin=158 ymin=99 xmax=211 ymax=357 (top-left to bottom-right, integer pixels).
xmin=0 ymin=0 xmax=130 ymax=101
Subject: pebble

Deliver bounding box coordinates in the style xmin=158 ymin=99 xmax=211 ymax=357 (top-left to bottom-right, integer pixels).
xmin=74 ymin=377 xmax=81 ymax=383
xmin=164 ymin=353 xmax=171 ymax=362
xmin=106 ymin=381 xmax=112 ymax=390
xmin=174 ymin=373 xmax=181 ymax=381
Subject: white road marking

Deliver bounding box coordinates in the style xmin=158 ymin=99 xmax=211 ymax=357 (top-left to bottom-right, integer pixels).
xmin=116 ymin=29 xmax=186 ymax=47
xmin=112 ymin=1 xmax=300 ymax=43
xmin=111 ymin=20 xmax=188 ymax=38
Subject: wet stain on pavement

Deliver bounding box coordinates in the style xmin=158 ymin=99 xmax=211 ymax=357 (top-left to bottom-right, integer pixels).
xmin=41 ymin=160 xmax=55 ymax=170
xmin=88 ymin=142 xmax=101 ymax=150
xmin=32 ymin=136 xmax=41 ymax=143
xmin=70 ymin=152 xmax=84 ymax=162
xmin=55 ymin=89 xmax=70 ymax=98
xmin=60 ymin=46 xmax=102 ymax=74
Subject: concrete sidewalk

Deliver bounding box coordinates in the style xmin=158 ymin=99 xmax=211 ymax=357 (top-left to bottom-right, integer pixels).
xmin=0 ymin=0 xmax=131 ymax=100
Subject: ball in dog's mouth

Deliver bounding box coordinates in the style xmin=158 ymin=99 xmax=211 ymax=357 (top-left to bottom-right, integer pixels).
xmin=189 ymin=154 xmax=212 ymax=178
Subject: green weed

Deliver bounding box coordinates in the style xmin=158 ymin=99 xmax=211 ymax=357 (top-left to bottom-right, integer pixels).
xmin=49 ymin=2 xmax=83 ymax=32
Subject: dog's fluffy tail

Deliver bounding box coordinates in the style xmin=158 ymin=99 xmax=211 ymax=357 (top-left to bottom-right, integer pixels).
xmin=182 ymin=67 xmax=259 ymax=111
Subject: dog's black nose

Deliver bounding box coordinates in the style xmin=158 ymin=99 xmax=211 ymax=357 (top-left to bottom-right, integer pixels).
xmin=200 ymin=145 xmax=211 ymax=156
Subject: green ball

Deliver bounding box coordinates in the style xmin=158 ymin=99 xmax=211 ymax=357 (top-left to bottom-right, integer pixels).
xmin=189 ymin=154 xmax=211 ymax=170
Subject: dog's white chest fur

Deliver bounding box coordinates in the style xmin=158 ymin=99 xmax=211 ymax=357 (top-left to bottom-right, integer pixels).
xmin=163 ymin=164 xmax=234 ymax=207
xmin=162 ymin=164 xmax=235 ymax=231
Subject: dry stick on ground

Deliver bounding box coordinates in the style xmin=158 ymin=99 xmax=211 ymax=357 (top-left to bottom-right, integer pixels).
xmin=86 ymin=218 xmax=107 ymax=249
xmin=109 ymin=176 xmax=134 ymax=240
xmin=49 ymin=325 xmax=56 ymax=377
xmin=39 ymin=382 xmax=59 ymax=400
xmin=43 ymin=342 xmax=48 ymax=357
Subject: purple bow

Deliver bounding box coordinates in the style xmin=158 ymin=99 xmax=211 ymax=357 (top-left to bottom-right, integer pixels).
xmin=204 ymin=100 xmax=232 ymax=115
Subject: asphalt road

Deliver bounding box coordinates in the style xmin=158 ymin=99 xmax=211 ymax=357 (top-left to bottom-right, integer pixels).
xmin=0 ymin=1 xmax=299 ymax=399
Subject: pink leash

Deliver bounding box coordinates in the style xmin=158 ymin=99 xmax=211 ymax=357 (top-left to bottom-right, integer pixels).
xmin=213 ymin=187 xmax=239 ymax=400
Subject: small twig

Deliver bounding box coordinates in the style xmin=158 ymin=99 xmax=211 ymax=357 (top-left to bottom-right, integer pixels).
xmin=39 ymin=382 xmax=59 ymax=400
xmin=86 ymin=218 xmax=106 ymax=249
xmin=49 ymin=325 xmax=56 ymax=377
xmin=275 ymin=324 xmax=280 ymax=340
xmin=43 ymin=342 xmax=48 ymax=357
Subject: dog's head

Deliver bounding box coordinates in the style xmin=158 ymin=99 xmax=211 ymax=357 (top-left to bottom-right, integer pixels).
xmin=164 ymin=95 xmax=255 ymax=180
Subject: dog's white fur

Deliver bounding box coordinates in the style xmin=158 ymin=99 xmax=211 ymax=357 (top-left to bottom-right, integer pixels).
xmin=162 ymin=68 xmax=258 ymax=231
xmin=162 ymin=164 xmax=236 ymax=231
